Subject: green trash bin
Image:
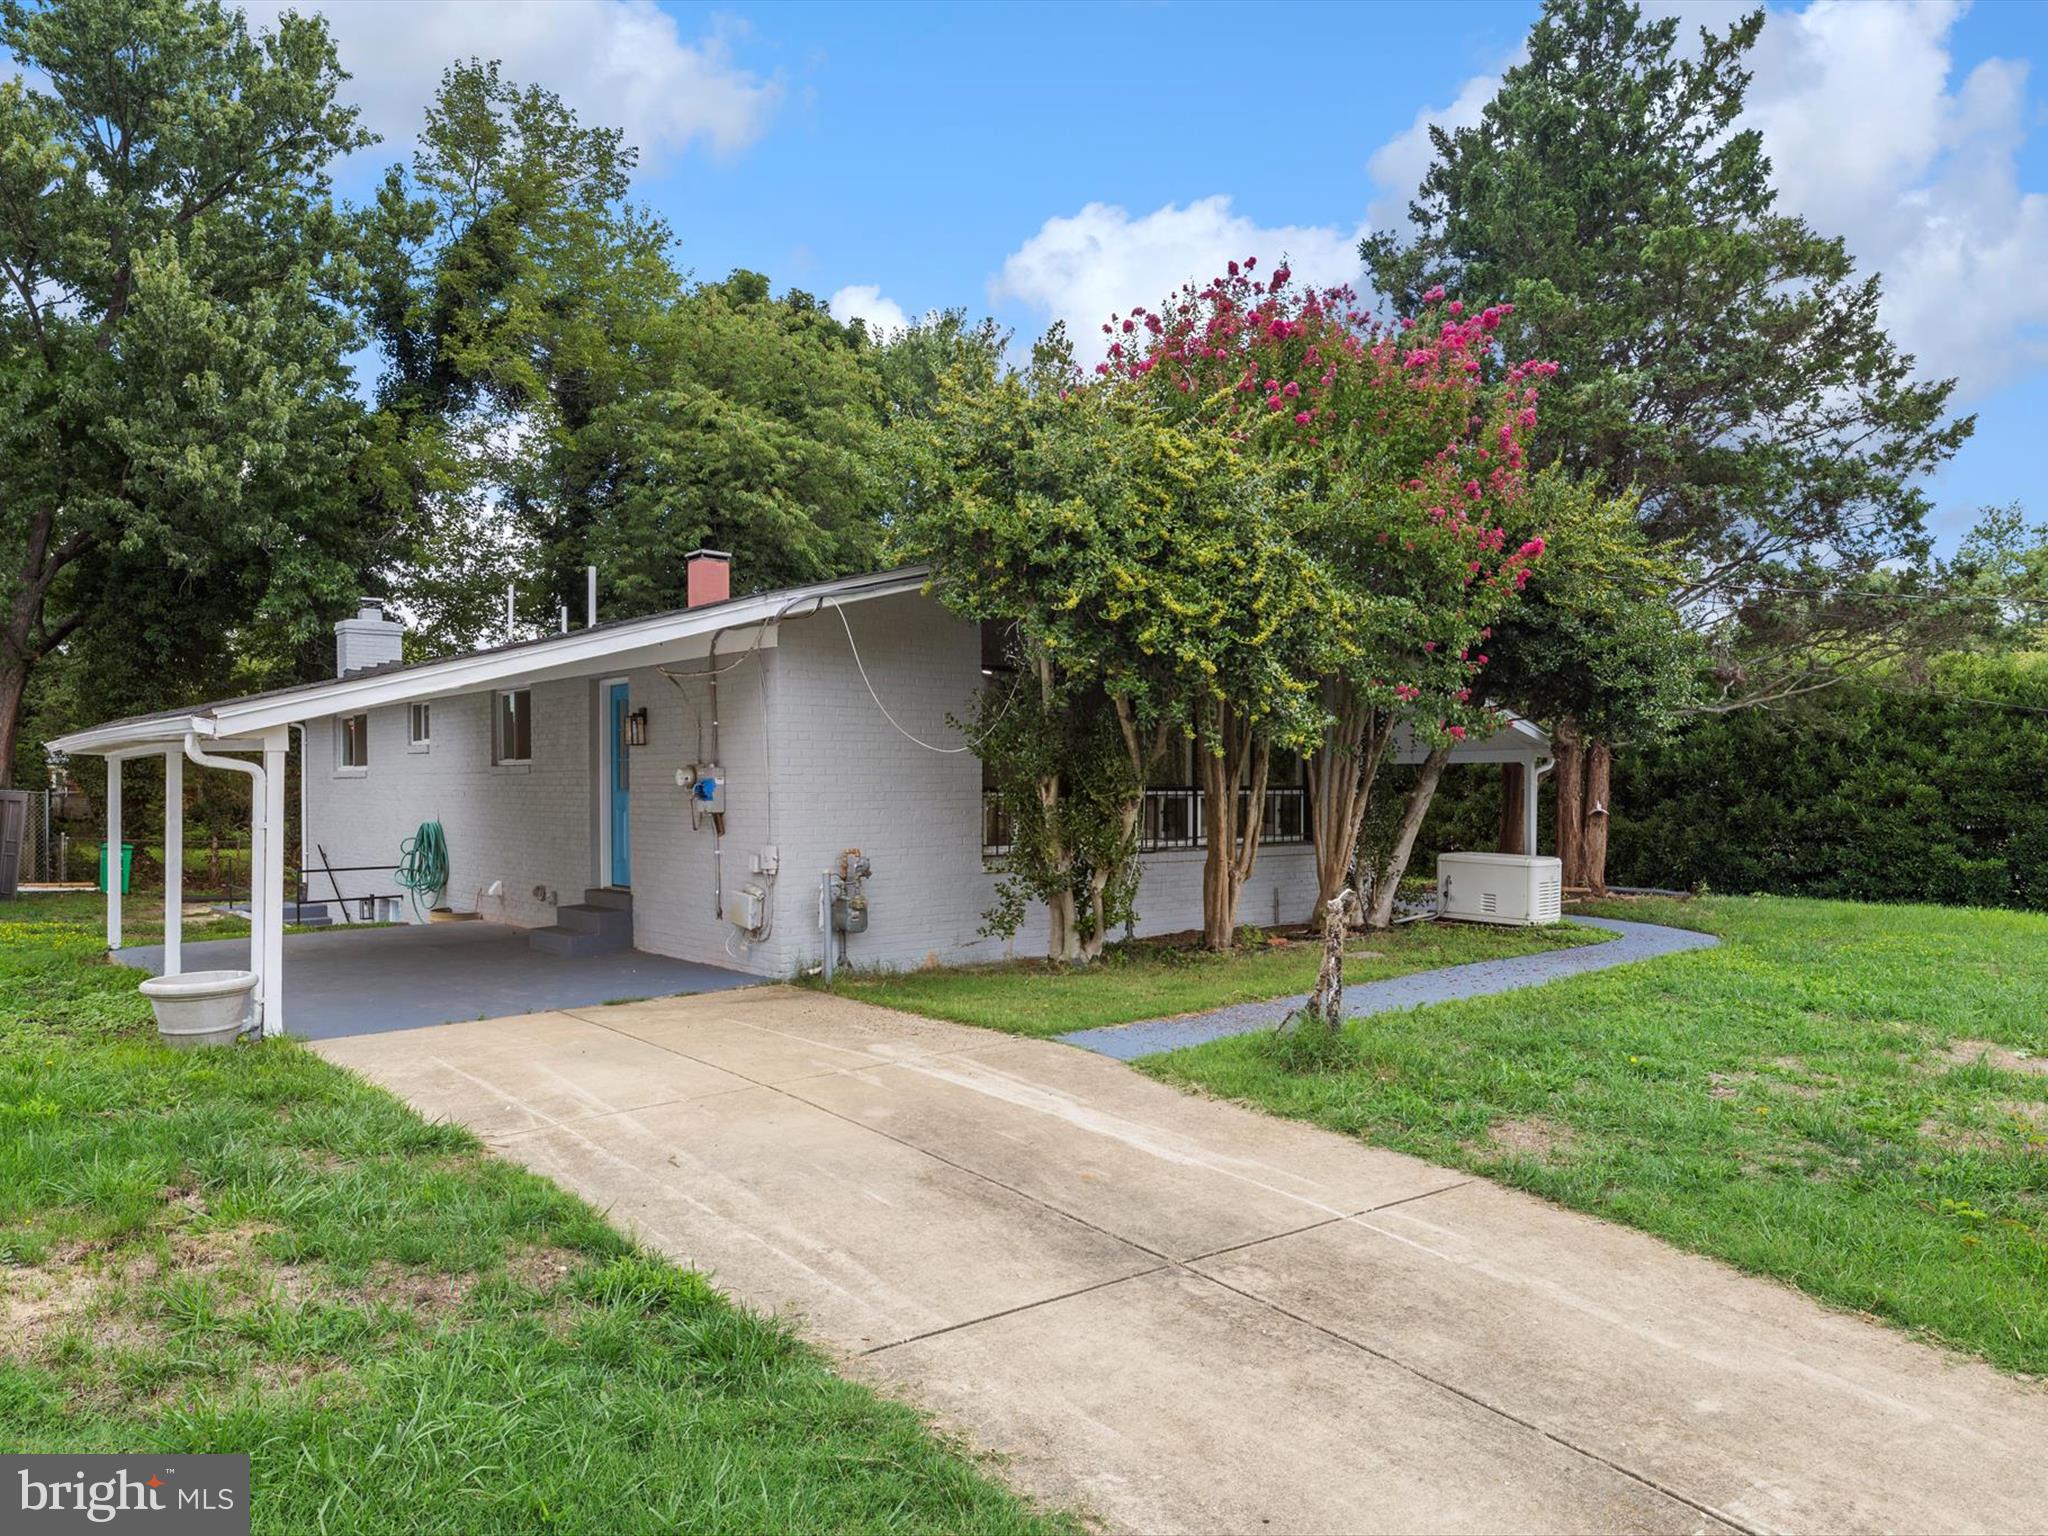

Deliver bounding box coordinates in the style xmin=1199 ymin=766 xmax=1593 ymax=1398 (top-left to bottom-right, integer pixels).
xmin=96 ymin=842 xmax=134 ymax=895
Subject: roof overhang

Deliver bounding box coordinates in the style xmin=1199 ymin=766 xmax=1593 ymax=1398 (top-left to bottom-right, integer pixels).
xmin=1391 ymin=714 xmax=1550 ymax=765
xmin=49 ymin=566 xmax=931 ymax=758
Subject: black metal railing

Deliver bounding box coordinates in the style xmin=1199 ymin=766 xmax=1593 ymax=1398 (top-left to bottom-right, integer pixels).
xmin=982 ymin=786 xmax=1309 ymax=859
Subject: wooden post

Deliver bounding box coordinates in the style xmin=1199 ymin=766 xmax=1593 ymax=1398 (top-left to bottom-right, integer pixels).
xmin=1496 ymin=762 xmax=1526 ymax=853
xmin=164 ymin=750 xmax=183 ymax=976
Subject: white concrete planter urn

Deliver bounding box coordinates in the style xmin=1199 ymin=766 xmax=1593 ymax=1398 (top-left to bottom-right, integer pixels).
xmin=138 ymin=969 xmax=257 ymax=1048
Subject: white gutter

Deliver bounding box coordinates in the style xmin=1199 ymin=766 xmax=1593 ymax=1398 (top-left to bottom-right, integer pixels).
xmin=183 ymin=733 xmax=277 ymax=1037
xmin=50 ymin=568 xmax=931 ymax=756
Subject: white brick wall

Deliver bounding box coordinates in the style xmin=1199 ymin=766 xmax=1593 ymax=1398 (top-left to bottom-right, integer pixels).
xmin=300 ymin=591 xmax=1327 ymax=977
xmin=302 ymin=678 xmax=596 ymax=928
xmin=752 ymin=592 xmax=1325 ymax=976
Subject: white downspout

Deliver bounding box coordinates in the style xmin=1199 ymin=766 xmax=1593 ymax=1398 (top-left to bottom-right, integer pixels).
xmin=163 ymin=750 xmax=183 ymax=977
xmin=185 ymin=734 xmax=273 ymax=1036
xmin=1529 ymin=755 xmax=1554 ymax=857
xmin=104 ymin=755 xmax=121 ymax=952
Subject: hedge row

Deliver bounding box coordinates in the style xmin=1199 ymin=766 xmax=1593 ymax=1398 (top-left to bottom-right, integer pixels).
xmin=1421 ymin=653 xmax=2048 ymax=911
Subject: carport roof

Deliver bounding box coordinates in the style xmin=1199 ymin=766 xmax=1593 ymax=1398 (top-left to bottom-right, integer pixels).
xmin=49 ymin=565 xmax=931 ymax=757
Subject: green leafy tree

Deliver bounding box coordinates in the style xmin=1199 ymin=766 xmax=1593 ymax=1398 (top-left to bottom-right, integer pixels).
xmin=896 ymin=330 xmax=1330 ymax=959
xmin=0 ymin=0 xmax=374 ymax=783
xmin=1116 ymin=263 xmax=1548 ymax=932
xmin=362 ymin=66 xmax=896 ymax=641
xmin=1363 ymin=0 xmax=1973 ymax=882
xmin=1472 ymin=475 xmax=1701 ymax=890
xmin=358 ymin=58 xmax=680 ymax=646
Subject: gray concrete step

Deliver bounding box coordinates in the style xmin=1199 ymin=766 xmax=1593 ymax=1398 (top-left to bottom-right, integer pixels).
xmin=556 ymin=902 xmax=634 ymax=939
xmin=528 ymin=923 xmax=627 ymax=958
xmin=582 ymin=887 xmax=633 ymax=911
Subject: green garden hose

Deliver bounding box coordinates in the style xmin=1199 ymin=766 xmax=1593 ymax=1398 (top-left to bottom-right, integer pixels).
xmin=394 ymin=820 xmax=449 ymax=919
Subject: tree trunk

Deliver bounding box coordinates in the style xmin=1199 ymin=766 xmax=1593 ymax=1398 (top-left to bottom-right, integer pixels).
xmin=1197 ymin=694 xmax=1268 ymax=949
xmin=1554 ymin=715 xmax=1586 ymax=889
xmin=1496 ymin=762 xmax=1526 ymax=853
xmin=1365 ymin=746 xmax=1451 ymax=929
xmin=1290 ymin=887 xmax=1359 ymax=1035
xmin=1582 ymin=740 xmax=1612 ymax=897
xmin=1303 ymin=678 xmax=1391 ymax=925
xmin=0 ymin=656 xmax=25 ymax=789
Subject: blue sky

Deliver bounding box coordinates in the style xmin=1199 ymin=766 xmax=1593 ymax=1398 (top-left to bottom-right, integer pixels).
xmin=277 ymin=0 xmax=2048 ymax=552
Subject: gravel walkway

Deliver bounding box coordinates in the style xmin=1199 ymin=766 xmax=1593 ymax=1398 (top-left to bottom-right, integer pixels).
xmin=1056 ymin=916 xmax=1719 ymax=1061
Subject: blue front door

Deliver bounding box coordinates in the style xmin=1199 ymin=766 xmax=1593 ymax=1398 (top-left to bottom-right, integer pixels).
xmin=608 ymin=682 xmax=631 ymax=887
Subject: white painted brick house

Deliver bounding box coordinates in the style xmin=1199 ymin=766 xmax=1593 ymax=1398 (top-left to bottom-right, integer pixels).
xmin=52 ymin=553 xmax=1551 ymax=1032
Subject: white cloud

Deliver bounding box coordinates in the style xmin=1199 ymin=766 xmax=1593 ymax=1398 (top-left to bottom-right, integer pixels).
xmin=238 ymin=0 xmax=782 ymax=168
xmin=828 ymin=283 xmax=910 ymax=337
xmin=1362 ymin=0 xmax=2048 ymax=400
xmin=990 ymin=196 xmax=1366 ymax=355
xmin=1724 ymin=0 xmax=2048 ymax=397
xmin=1364 ymin=70 xmax=1505 ymax=233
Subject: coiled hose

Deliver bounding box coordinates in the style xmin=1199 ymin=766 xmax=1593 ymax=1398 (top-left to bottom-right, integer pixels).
xmin=394 ymin=820 xmax=449 ymax=919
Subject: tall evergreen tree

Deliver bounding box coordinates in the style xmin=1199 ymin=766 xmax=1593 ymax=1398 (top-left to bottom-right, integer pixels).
xmin=1363 ymin=0 xmax=1974 ymax=884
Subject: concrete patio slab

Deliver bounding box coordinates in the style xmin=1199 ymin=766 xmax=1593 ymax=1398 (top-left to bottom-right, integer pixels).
xmin=314 ymin=1010 xmax=757 ymax=1137
xmin=317 ymin=986 xmax=2048 ymax=1535
xmin=1194 ymin=1181 xmax=2048 ymax=1536
xmin=475 ymin=1084 xmax=1159 ymax=1349
xmin=864 ymin=1265 xmax=1723 ymax=1536
xmin=119 ymin=920 xmax=755 ymax=1039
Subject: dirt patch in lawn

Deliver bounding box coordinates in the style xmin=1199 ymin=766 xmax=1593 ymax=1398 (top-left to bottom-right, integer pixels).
xmin=1936 ymin=1040 xmax=2048 ymax=1075
xmin=2 ymin=1265 xmax=104 ymax=1355
xmin=1919 ymin=1118 xmax=2008 ymax=1155
xmin=1471 ymin=1116 xmax=1577 ymax=1163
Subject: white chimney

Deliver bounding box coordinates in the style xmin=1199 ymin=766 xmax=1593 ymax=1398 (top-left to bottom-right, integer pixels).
xmin=335 ymin=597 xmax=404 ymax=677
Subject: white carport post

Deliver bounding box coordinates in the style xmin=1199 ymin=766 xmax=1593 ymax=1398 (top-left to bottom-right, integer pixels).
xmin=163 ymin=749 xmax=183 ymax=976
xmin=103 ymin=755 xmax=121 ymax=952
xmin=1523 ymin=752 xmax=1542 ymax=857
xmin=259 ymin=728 xmax=287 ymax=1035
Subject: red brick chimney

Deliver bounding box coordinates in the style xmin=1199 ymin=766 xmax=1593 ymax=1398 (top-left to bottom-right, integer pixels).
xmin=686 ymin=549 xmax=731 ymax=608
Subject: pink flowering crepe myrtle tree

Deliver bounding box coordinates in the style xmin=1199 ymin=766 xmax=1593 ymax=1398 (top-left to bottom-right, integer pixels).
xmin=1103 ymin=260 xmax=1555 ymax=933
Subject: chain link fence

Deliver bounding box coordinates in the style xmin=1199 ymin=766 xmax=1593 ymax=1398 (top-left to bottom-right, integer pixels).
xmin=14 ymin=791 xmax=76 ymax=884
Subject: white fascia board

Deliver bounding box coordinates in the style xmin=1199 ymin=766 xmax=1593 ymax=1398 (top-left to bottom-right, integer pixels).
xmin=214 ymin=572 xmax=924 ymax=733
xmin=50 ymin=569 xmax=930 ymax=754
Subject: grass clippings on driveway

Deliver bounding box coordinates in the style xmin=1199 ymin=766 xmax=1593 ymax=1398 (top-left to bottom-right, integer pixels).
xmin=0 ymin=893 xmax=1070 ymax=1536
xmin=821 ymin=918 xmax=1609 ymax=1036
xmin=1143 ymin=894 xmax=2048 ymax=1377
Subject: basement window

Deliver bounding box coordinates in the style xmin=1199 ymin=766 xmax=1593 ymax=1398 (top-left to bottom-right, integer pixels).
xmin=408 ymin=701 xmax=432 ymax=752
xmin=337 ymin=713 xmax=370 ymax=773
xmin=493 ymin=688 xmax=532 ymax=765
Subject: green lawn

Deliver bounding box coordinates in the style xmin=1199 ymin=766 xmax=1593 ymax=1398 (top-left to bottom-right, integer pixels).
xmin=0 ymin=893 xmax=1068 ymax=1535
xmin=820 ymin=919 xmax=1610 ymax=1035
xmin=1144 ymin=894 xmax=2048 ymax=1377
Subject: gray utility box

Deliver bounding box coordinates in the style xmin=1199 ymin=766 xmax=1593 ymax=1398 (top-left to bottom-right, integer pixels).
xmin=0 ymin=790 xmax=26 ymax=900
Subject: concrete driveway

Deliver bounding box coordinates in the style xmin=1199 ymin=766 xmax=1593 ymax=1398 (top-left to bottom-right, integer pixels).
xmin=315 ymin=987 xmax=2048 ymax=1535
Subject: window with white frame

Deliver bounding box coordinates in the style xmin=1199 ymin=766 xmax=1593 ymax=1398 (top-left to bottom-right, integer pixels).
xmin=493 ymin=688 xmax=532 ymax=765
xmin=408 ymin=701 xmax=432 ymax=751
xmin=337 ymin=713 xmax=370 ymax=771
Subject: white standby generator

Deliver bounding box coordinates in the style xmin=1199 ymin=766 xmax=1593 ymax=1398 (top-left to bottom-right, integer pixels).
xmin=1437 ymin=852 xmax=1564 ymax=926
